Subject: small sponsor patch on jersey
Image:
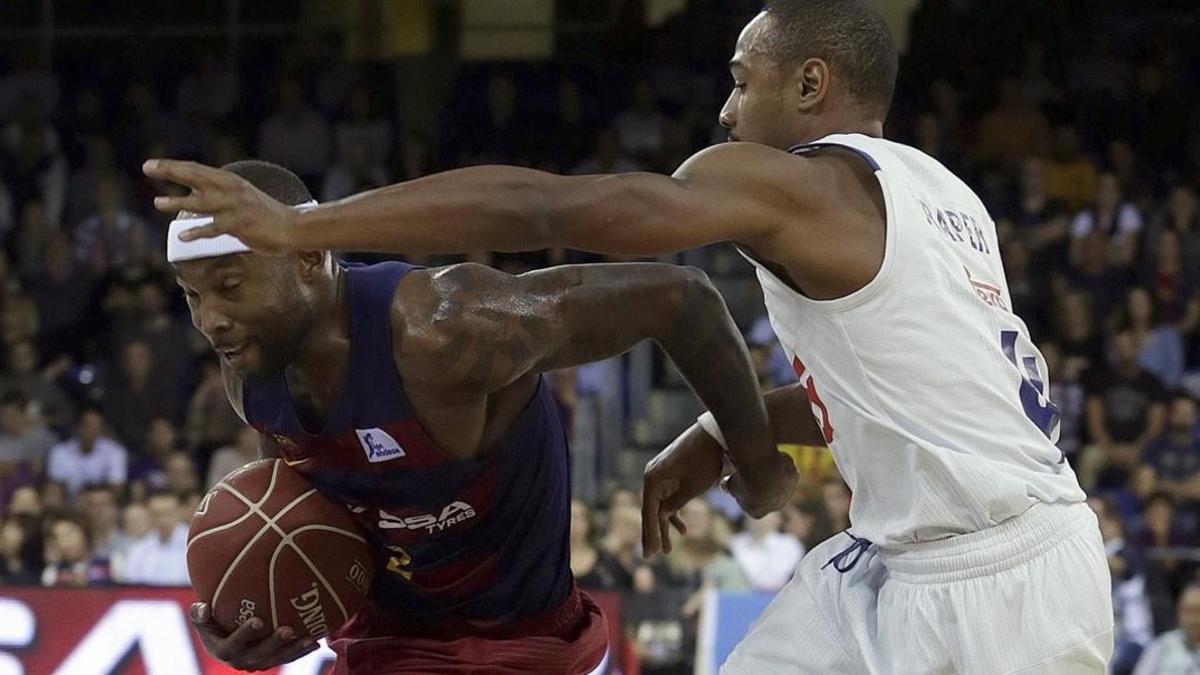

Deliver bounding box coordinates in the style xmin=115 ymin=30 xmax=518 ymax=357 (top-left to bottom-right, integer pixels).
xmin=356 ymin=428 xmax=406 ymax=463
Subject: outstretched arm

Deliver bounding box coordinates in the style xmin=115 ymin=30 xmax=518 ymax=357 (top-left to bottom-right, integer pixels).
xmin=144 ymin=142 xmax=815 ymax=257
xmin=404 ymin=262 xmax=797 ymax=523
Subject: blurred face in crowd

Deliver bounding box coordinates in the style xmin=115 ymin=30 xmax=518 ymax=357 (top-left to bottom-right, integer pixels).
xmin=123 ymin=503 xmax=152 ymax=540
xmin=1168 ymin=186 xmax=1197 ymax=226
xmin=782 ymin=503 xmax=815 ymax=542
xmin=77 ymin=411 xmax=105 ymax=450
xmin=8 ymin=486 xmax=39 ymax=516
xmin=821 ymin=480 xmax=851 ymax=523
xmin=607 ymin=505 xmax=641 ymax=551
xmin=165 ymin=452 xmax=199 ymax=494
xmin=40 ymin=482 xmax=66 ymax=510
xmin=1020 ymin=158 xmax=1046 ymax=197
xmin=235 ymin=426 xmax=259 ymax=457
xmin=7 ymin=341 xmax=36 ymax=375
xmin=81 ymin=487 xmax=118 ymax=536
xmin=570 ymin=499 xmax=592 ymax=546
xmin=145 ymin=418 xmax=177 ymax=457
xmin=1157 ymin=229 xmax=1181 ymax=272
xmin=175 ymin=252 xmax=328 ymax=382
xmin=148 ymin=494 xmax=181 ymax=540
xmin=745 ymin=511 xmax=782 ymax=539
xmin=53 ymin=519 xmax=89 ymax=563
xmin=1168 ymin=397 xmax=1198 ymax=438
xmin=1111 ymin=331 xmax=1138 ymax=370
xmin=1096 ymin=173 xmax=1121 ymax=210
xmin=609 ymin=488 xmax=637 ymax=513
xmin=0 ymin=401 xmax=24 ymax=434
xmin=1145 ymin=497 xmax=1173 ymax=534
xmin=680 ymin=499 xmax=714 ymax=540
xmin=1179 ymin=586 xmax=1200 ymax=646
xmin=1126 ymin=288 xmax=1154 ymax=328
xmin=121 ymin=341 xmax=153 ymax=384
xmin=1 ymin=520 xmax=24 ymax=558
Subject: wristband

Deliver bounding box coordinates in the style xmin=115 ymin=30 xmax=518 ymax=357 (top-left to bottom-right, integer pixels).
xmin=697 ymin=411 xmax=736 ymax=477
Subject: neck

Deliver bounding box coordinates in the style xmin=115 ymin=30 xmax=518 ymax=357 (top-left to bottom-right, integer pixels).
xmin=286 ymin=268 xmax=350 ymax=403
xmin=790 ymin=117 xmax=883 ymax=148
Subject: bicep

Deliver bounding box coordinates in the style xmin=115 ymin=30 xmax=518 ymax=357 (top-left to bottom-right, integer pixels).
xmin=548 ymin=144 xmax=806 ymax=255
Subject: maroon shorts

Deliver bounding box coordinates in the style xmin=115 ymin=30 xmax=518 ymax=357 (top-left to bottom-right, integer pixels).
xmin=329 ymin=589 xmax=609 ymax=675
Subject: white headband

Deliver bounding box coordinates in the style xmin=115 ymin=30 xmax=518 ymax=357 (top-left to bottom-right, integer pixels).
xmin=166 ymin=200 xmax=318 ymax=263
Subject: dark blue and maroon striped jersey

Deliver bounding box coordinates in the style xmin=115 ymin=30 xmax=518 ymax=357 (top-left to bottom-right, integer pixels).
xmin=241 ymin=262 xmax=573 ymax=635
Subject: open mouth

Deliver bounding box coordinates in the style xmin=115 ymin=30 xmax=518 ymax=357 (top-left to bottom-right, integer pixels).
xmin=216 ymin=343 xmax=248 ymax=361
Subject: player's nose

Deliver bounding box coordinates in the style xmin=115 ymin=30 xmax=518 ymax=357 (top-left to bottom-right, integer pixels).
xmin=198 ymin=304 xmax=233 ymax=337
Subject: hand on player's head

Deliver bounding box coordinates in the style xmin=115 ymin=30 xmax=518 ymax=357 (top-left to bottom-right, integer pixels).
xmin=144 ymin=158 xmax=299 ymax=255
xmin=189 ymin=602 xmax=319 ymax=670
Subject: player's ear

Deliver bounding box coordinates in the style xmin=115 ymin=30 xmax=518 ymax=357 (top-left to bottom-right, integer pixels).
xmin=794 ymin=57 xmax=829 ymax=112
xmin=296 ymin=250 xmax=327 ymax=280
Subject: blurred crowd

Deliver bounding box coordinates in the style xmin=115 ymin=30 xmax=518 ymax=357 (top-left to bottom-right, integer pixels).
xmin=1 ymin=0 xmax=1199 ymax=672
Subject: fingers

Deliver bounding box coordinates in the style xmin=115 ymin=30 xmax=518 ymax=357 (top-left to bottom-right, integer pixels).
xmin=641 ymin=480 xmax=663 ymax=558
xmin=153 ymin=193 xmax=207 ymax=215
xmin=216 ymin=617 xmax=273 ymax=659
xmin=178 ymin=223 xmax=227 ymax=242
xmin=143 ymin=159 xmax=225 ymax=191
xmin=659 ymin=508 xmax=673 ymax=555
xmin=669 ymin=513 xmax=687 ymax=536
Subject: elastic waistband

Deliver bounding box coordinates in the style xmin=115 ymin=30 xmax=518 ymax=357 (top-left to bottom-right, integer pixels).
xmin=879 ymin=501 xmax=1095 ymax=583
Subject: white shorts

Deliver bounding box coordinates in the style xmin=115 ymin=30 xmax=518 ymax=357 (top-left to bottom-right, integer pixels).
xmin=722 ymin=502 xmax=1114 ymax=674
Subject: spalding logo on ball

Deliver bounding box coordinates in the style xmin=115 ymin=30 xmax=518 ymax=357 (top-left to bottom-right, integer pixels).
xmin=186 ymin=458 xmax=375 ymax=637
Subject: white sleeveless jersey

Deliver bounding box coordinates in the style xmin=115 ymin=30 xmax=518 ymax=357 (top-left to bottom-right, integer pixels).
xmin=746 ymin=133 xmax=1086 ymax=547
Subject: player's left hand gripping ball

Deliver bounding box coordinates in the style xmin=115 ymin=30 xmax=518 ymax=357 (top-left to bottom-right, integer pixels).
xmin=144 ymin=159 xmax=299 ymax=255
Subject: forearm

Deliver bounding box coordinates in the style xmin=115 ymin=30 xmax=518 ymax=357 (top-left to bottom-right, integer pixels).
xmin=293 ymin=166 xmax=700 ymax=257
xmin=655 ymin=280 xmax=776 ymax=468
xmin=763 ymin=383 xmax=827 ymax=446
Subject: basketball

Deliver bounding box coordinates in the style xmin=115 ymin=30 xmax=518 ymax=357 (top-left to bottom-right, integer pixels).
xmin=186 ymin=458 xmax=375 ymax=638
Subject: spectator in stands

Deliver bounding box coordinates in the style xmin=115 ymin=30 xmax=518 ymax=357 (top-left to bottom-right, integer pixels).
xmin=1144 ymin=185 xmax=1200 ymax=281
xmin=321 ymin=137 xmax=388 ymax=203
xmin=1055 ymin=291 xmax=1104 ymax=373
xmin=164 ymin=451 xmax=200 ymax=496
xmin=1119 ymin=287 xmax=1185 ymax=389
xmin=1081 ymin=331 xmax=1168 ymax=490
xmin=1071 ymin=172 xmax=1143 ymax=269
xmin=1144 ymin=395 xmax=1200 ymax=497
xmin=176 ymin=53 xmax=240 ymax=123
xmin=129 ymin=417 xmax=180 ymax=492
xmin=1043 ymin=342 xmax=1086 ymax=459
xmin=1092 ymin=497 xmax=1155 ymax=674
xmin=1145 ymin=229 xmax=1200 ymax=332
xmin=102 ymin=340 xmax=179 ymax=453
xmin=821 ymin=478 xmax=852 ymax=533
xmin=73 ymin=177 xmax=149 ymax=270
xmin=121 ymin=490 xmax=189 ymax=586
xmin=0 ymin=515 xmax=40 ymax=584
xmin=1044 ymin=124 xmax=1099 ymax=210
xmin=602 ymin=503 xmax=644 ymax=591
xmin=46 ymin=409 xmax=128 ymax=497
xmin=121 ymin=501 xmax=151 ymax=542
xmin=11 ymin=200 xmax=49 ymax=278
xmin=26 ymin=231 xmax=96 ymax=357
xmin=1132 ymin=492 xmax=1197 ymax=633
xmin=785 ymin=499 xmax=833 ymax=552
xmin=39 ymin=480 xmax=66 ymax=511
xmin=65 ymin=136 xmax=126 ymax=226
xmin=0 ymin=391 xmax=54 ymax=476
xmin=614 ymin=80 xmax=667 ymax=161
xmin=41 ymin=510 xmax=111 ymax=587
xmin=118 ymin=277 xmax=191 ymax=393
xmin=570 ymin=498 xmax=618 ymax=590
xmin=257 ymin=79 xmax=331 ymax=186
xmin=1006 ymin=158 xmax=1071 ymax=278
xmin=664 ymin=499 xmax=737 ymax=589
xmin=334 ymin=83 xmax=392 ymax=172
xmin=77 ymin=484 xmax=124 ymax=563
xmin=730 ymin=511 xmax=803 ymax=592
xmin=1133 ymin=583 xmax=1200 ymax=675
xmin=7 ymin=484 xmax=40 ymax=518
xmin=205 ymin=425 xmax=257 ymax=488
xmin=186 ymin=360 xmax=245 ymax=454
xmin=978 ymin=78 xmax=1051 ymax=171
xmin=571 ymin=127 xmax=642 ymax=175
xmin=2 ymin=94 xmax=66 ymax=227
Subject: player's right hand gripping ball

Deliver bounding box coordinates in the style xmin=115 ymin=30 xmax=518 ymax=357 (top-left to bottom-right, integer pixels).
xmin=187 ymin=459 xmax=375 ymax=638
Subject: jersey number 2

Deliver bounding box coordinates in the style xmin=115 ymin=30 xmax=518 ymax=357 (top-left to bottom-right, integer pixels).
xmin=999 ymin=330 xmax=1059 ymax=439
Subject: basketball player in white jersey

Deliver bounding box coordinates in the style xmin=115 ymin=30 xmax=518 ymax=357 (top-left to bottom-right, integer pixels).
xmin=144 ymin=1 xmax=1113 ymax=671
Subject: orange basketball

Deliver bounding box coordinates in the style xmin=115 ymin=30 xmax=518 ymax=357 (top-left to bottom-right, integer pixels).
xmin=186 ymin=458 xmax=375 ymax=638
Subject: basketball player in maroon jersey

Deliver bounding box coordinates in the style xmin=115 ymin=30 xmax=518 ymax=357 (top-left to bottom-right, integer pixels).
xmin=162 ymin=160 xmax=796 ymax=672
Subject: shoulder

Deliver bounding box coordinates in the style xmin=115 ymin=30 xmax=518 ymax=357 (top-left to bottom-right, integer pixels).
xmin=674 ymin=142 xmax=850 ymax=199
